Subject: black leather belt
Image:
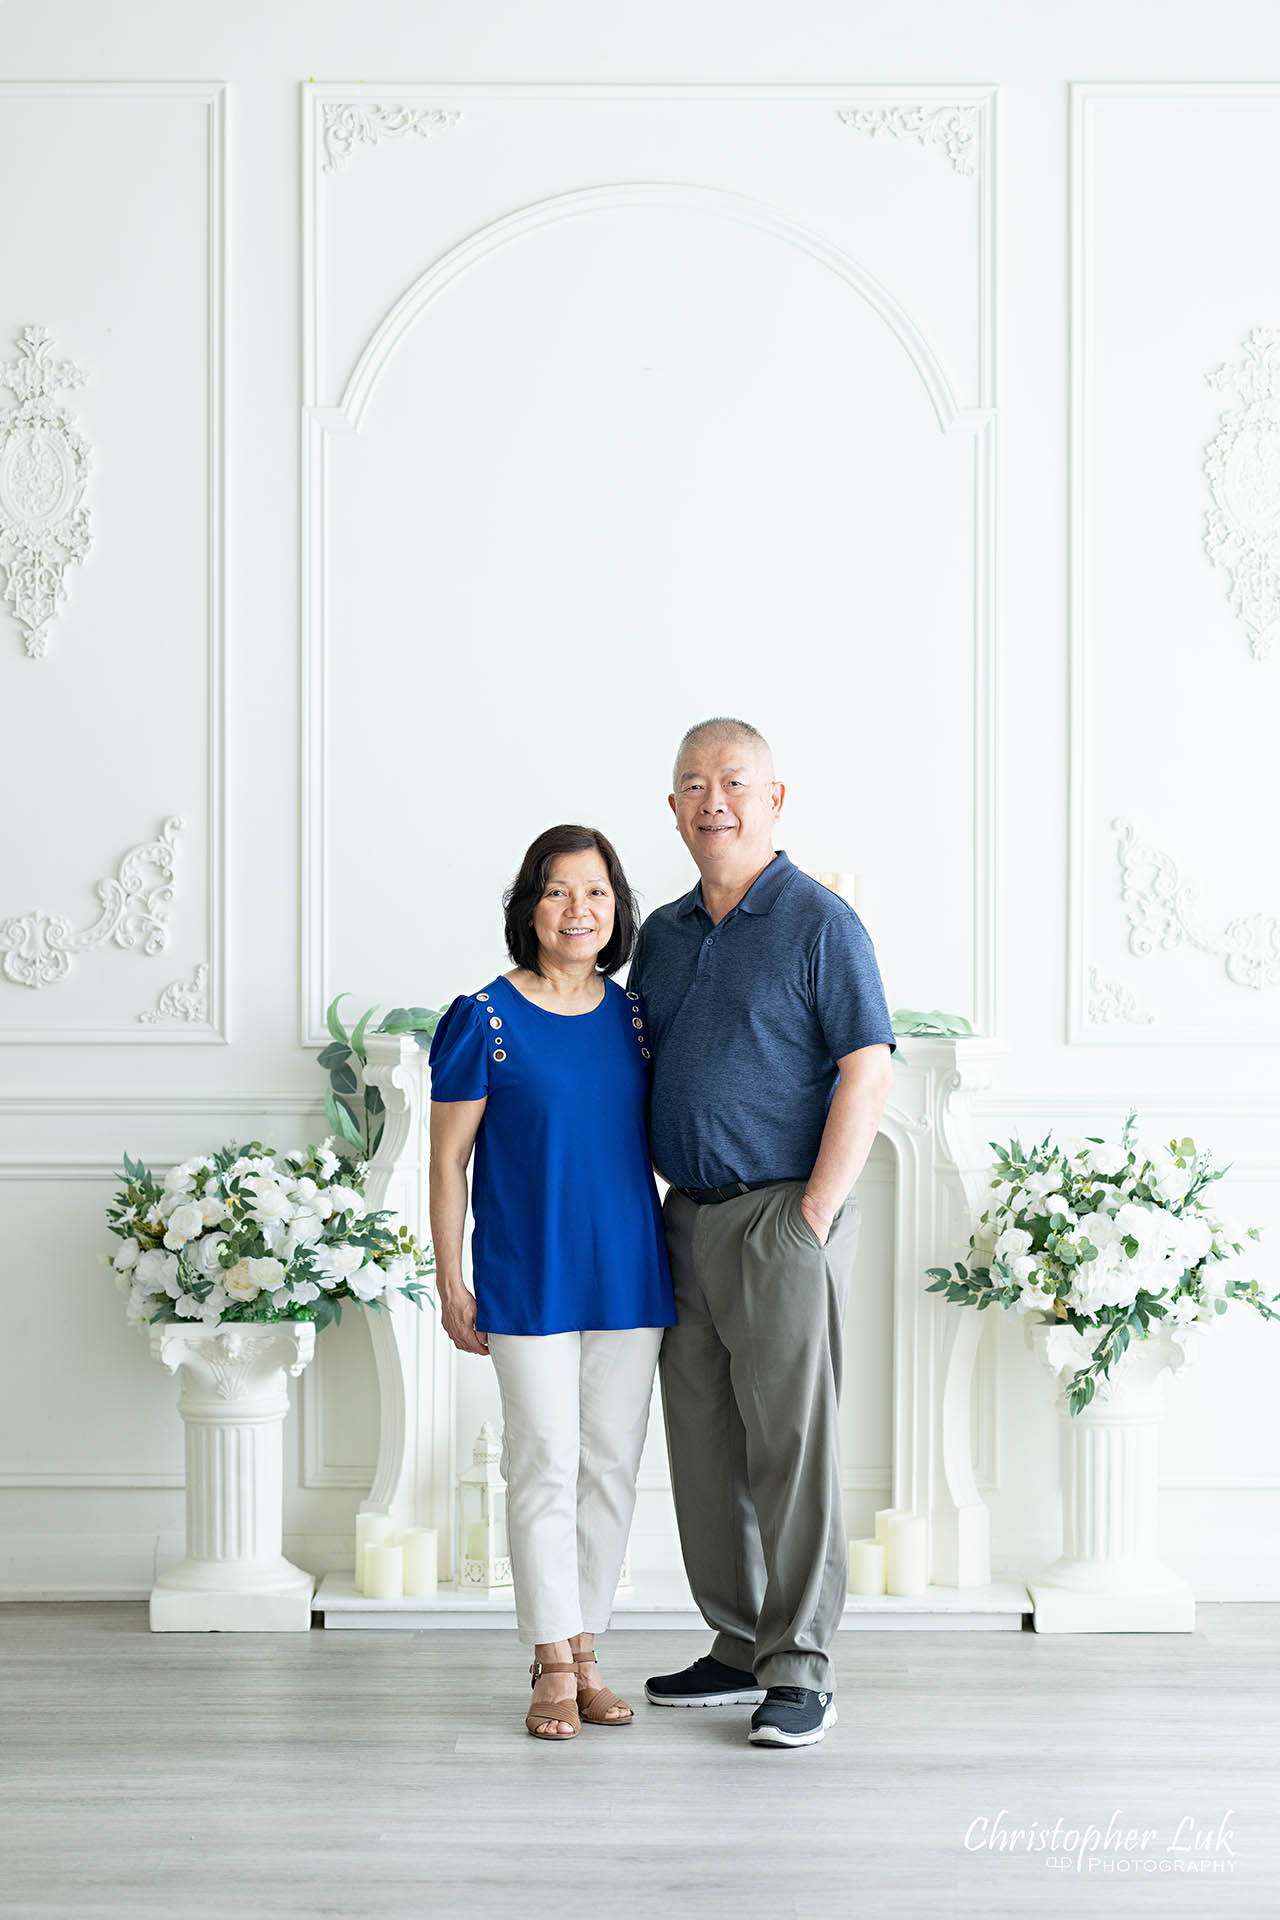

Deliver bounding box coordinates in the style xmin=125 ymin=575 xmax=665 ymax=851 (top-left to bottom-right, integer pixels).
xmin=674 ymin=1176 xmax=804 ymax=1206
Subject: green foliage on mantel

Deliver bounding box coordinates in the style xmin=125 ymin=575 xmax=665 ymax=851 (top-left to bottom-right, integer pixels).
xmin=891 ymin=1008 xmax=976 ymax=1038
xmin=318 ymin=992 xmax=446 ymax=1159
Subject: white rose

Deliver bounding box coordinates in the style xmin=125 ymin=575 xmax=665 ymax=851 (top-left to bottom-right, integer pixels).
xmin=1150 ymin=1155 xmax=1193 ymax=1206
xmin=112 ymin=1237 xmax=140 ymax=1272
xmin=1086 ymin=1142 xmax=1129 ymax=1178
xmin=317 ymin=1148 xmax=341 ymax=1180
xmin=325 ymin=1185 xmax=366 ymax=1219
xmin=162 ymin=1202 xmax=206 ymax=1248
xmin=287 ymin=1212 xmax=324 ymax=1247
xmin=311 ymin=1242 xmax=367 ymax=1280
xmin=1008 ymin=1255 xmax=1039 ymax=1283
xmin=199 ymin=1194 xmax=226 ymax=1228
xmin=162 ymin=1163 xmax=196 ymax=1195
xmin=1114 ymin=1202 xmax=1160 ymax=1245
xmin=135 ymin=1247 xmax=179 ymax=1291
xmin=347 ymin=1264 xmax=386 ymax=1302
xmin=382 ymin=1253 xmax=414 ymax=1286
xmin=290 ymin=1279 xmax=320 ymax=1306
xmin=247 ymin=1256 xmax=287 ymax=1293
xmin=1014 ymin=1282 xmax=1057 ymax=1316
xmin=994 ymin=1227 xmax=1033 ymax=1261
xmin=246 ymin=1178 xmax=295 ymax=1223
xmin=190 ymin=1232 xmax=230 ymax=1277
xmin=223 ymin=1260 xmax=261 ymax=1302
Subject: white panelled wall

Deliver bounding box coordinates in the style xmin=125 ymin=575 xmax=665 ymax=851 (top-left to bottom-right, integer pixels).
xmin=1 ymin=2 xmax=1279 ymax=1605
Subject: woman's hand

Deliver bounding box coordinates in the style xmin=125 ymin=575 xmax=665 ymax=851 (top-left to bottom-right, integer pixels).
xmin=440 ymin=1284 xmax=489 ymax=1356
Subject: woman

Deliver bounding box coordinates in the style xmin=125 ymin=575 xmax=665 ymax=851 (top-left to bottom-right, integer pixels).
xmin=427 ymin=824 xmax=675 ymax=1740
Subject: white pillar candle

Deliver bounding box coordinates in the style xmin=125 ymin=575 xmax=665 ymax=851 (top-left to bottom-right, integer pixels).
xmin=886 ymin=1513 xmax=929 ymax=1596
xmin=399 ymin=1528 xmax=438 ymax=1597
xmin=354 ymin=1512 xmax=396 ymax=1594
xmin=465 ymin=1519 xmax=488 ymax=1559
xmin=848 ymin=1538 xmax=886 ymax=1596
xmin=874 ymin=1507 xmax=912 ymax=1548
xmin=364 ymin=1542 xmax=403 ymax=1601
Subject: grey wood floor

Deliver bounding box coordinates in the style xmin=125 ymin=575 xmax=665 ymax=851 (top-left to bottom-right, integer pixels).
xmin=0 ymin=1603 xmax=1275 ymax=1920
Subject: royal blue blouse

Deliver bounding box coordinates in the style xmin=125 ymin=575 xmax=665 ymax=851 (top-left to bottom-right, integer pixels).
xmin=427 ymin=973 xmax=676 ymax=1336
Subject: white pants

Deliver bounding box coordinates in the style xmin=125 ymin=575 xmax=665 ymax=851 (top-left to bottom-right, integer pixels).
xmin=487 ymin=1327 xmax=664 ymax=1648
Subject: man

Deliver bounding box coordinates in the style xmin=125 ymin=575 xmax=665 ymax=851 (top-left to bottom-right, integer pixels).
xmin=628 ymin=717 xmax=895 ymax=1749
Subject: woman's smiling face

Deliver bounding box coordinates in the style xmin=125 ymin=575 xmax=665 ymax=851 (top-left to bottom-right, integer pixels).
xmin=530 ymin=849 xmax=616 ymax=969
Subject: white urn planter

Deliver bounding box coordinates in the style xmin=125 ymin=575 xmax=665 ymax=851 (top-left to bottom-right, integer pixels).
xmin=1027 ymin=1318 xmax=1196 ymax=1633
xmin=149 ymin=1320 xmax=317 ymax=1632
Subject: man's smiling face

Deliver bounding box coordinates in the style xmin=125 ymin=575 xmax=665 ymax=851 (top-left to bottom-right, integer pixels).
xmin=669 ymin=732 xmax=784 ymax=877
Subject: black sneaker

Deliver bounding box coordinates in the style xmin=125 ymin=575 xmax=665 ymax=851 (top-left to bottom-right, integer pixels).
xmin=644 ymin=1653 xmax=766 ymax=1708
xmin=747 ymin=1686 xmax=838 ymax=1747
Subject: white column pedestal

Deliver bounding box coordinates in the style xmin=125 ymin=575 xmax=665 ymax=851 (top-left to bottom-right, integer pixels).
xmin=149 ymin=1321 xmax=317 ymax=1631
xmin=1027 ymin=1321 xmax=1195 ymax=1633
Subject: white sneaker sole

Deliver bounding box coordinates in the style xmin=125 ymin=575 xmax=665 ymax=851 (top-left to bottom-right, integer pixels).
xmin=747 ymin=1700 xmax=838 ymax=1747
xmin=644 ymin=1684 xmax=767 ymax=1708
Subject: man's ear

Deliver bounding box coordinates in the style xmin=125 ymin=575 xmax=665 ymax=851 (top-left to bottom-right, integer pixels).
xmin=667 ymin=793 xmax=677 ymax=819
xmin=771 ymin=780 xmax=786 ymax=819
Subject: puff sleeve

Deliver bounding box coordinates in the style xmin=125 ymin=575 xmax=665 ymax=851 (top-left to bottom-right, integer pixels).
xmin=427 ymin=994 xmax=491 ymax=1101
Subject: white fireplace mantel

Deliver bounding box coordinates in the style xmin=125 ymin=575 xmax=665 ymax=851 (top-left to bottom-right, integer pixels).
xmin=334 ymin=1029 xmax=1007 ymax=1613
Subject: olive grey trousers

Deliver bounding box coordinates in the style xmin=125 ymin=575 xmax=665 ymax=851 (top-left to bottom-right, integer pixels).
xmin=659 ymin=1177 xmax=860 ymax=1693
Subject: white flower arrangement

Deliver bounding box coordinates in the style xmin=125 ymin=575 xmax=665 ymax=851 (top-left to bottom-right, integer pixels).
xmin=101 ymin=1137 xmax=435 ymax=1333
xmin=927 ymin=1112 xmax=1276 ymax=1415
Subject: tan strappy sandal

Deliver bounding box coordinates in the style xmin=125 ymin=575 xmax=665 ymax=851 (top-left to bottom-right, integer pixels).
xmin=526 ymin=1660 xmax=580 ymax=1740
xmin=574 ymin=1642 xmax=634 ymax=1726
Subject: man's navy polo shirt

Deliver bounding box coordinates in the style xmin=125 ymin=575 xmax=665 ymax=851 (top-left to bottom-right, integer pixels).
xmin=628 ymin=848 xmax=897 ymax=1192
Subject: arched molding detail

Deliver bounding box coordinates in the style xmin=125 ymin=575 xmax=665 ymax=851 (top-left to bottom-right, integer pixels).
xmin=325 ymin=183 xmax=969 ymax=437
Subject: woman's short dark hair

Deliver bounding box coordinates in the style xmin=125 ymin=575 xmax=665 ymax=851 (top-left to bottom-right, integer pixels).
xmin=503 ymin=825 xmax=639 ymax=978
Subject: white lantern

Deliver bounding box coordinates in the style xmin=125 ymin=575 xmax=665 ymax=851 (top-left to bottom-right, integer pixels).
xmin=456 ymin=1423 xmax=512 ymax=1589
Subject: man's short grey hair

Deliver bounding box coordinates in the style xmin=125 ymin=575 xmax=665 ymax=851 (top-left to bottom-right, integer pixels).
xmin=672 ymin=716 xmax=773 ymax=788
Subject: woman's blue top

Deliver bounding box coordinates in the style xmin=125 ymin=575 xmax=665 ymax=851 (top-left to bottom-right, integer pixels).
xmin=428 ymin=973 xmax=676 ymax=1336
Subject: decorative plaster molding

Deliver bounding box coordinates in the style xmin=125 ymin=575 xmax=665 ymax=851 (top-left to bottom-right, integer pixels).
xmin=1203 ymin=329 xmax=1280 ymax=660
xmin=137 ymin=960 xmax=208 ymax=1025
xmin=1113 ymin=817 xmax=1280 ymax=991
xmin=836 ymin=105 xmax=979 ymax=177
xmin=0 ymin=815 xmax=184 ymax=989
xmin=0 ymin=326 xmax=93 ymax=657
xmin=321 ymin=103 xmax=461 ymax=174
xmin=1087 ymin=964 xmax=1156 ymax=1027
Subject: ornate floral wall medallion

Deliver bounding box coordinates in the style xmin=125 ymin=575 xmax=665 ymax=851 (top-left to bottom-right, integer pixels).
xmin=0 ymin=815 xmax=184 ymax=989
xmin=1112 ymin=817 xmax=1280 ymax=992
xmin=835 ymin=105 xmax=980 ymax=176
xmin=0 ymin=326 xmax=93 ymax=658
xmin=1203 ymin=329 xmax=1280 ymax=660
xmin=321 ymin=104 xmax=461 ymax=174
xmin=137 ymin=961 xmax=208 ymax=1025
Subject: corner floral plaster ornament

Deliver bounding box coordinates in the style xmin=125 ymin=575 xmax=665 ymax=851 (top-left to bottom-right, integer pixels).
xmin=0 ymin=327 xmax=93 ymax=658
xmin=1113 ymin=817 xmax=1280 ymax=993
xmin=835 ymin=104 xmax=980 ymax=177
xmin=1087 ymin=964 xmax=1156 ymax=1028
xmin=137 ymin=961 xmax=208 ymax=1025
xmin=321 ymin=103 xmax=461 ymax=174
xmin=1203 ymin=329 xmax=1280 ymax=660
xmin=0 ymin=815 xmax=184 ymax=990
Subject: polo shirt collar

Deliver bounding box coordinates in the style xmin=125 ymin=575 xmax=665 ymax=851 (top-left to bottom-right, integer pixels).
xmin=676 ymin=849 xmax=796 ymax=920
